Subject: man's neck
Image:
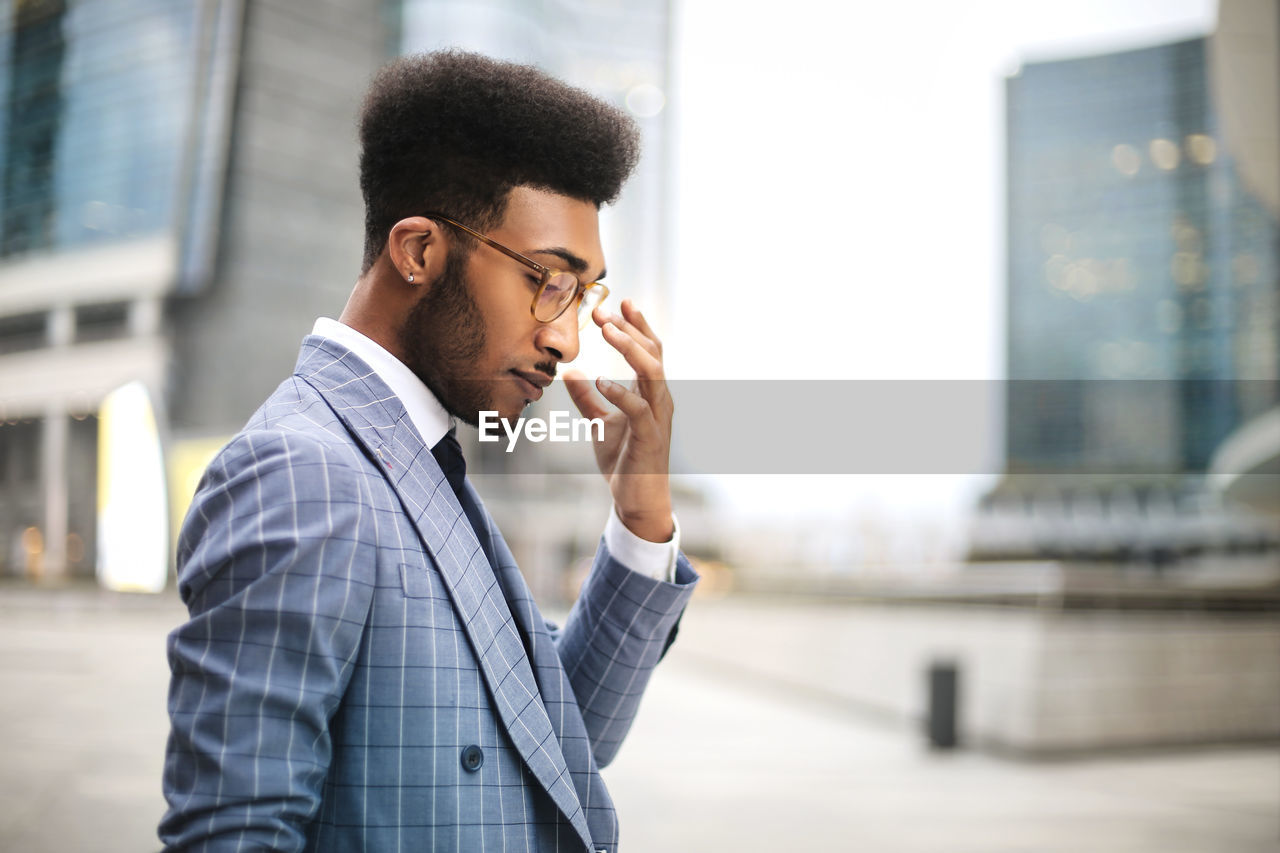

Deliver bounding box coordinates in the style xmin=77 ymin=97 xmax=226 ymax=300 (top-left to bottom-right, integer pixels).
xmin=339 ymin=270 xmax=409 ymax=362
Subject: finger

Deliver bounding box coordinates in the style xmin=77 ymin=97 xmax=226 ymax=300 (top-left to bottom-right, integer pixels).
xmin=602 ymin=321 xmax=663 ymax=380
xmin=620 ymin=299 xmax=662 ymax=354
xmin=602 ymin=322 xmax=672 ymax=415
xmin=599 ymin=308 xmax=661 ymax=359
xmin=562 ymin=369 xmax=611 ymax=420
xmin=615 ymin=301 xmax=672 ymax=420
xmin=595 ymin=377 xmax=662 ymax=441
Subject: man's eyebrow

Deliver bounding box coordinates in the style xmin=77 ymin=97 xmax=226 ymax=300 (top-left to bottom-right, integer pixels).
xmin=530 ymin=247 xmax=605 ymax=281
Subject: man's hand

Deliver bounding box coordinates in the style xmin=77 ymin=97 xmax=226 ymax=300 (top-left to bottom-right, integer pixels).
xmin=563 ymin=299 xmax=674 ymax=543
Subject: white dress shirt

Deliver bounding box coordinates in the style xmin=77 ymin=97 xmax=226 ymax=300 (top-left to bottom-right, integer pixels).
xmin=312 ymin=317 xmax=679 ymax=581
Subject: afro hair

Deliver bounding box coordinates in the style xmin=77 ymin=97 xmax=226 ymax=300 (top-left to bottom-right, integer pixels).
xmin=357 ymin=50 xmax=641 ymax=271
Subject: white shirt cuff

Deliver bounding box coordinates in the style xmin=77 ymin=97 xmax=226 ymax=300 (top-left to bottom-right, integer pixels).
xmin=603 ymin=504 xmax=680 ymax=583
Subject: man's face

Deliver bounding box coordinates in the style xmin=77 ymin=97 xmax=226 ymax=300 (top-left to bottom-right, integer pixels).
xmin=399 ymin=186 xmax=606 ymax=426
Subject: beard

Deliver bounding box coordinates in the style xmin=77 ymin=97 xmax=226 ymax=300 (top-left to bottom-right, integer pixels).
xmin=398 ymin=247 xmax=491 ymax=427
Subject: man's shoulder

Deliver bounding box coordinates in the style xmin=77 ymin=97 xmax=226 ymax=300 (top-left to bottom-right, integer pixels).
xmin=176 ymin=403 xmax=386 ymax=610
xmin=187 ymin=335 xmax=403 ymax=520
xmin=245 ymin=372 xmax=347 ymax=439
xmin=246 ymin=334 xmax=401 ymax=437
xmin=203 ymin=365 xmax=372 ymax=494
xmin=221 ymin=382 xmax=377 ymax=479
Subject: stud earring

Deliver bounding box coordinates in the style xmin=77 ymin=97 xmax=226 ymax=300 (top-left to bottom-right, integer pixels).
xmin=407 ymin=272 xmax=415 ymax=284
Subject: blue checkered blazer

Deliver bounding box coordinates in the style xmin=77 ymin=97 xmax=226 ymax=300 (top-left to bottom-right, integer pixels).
xmin=160 ymin=336 xmax=698 ymax=852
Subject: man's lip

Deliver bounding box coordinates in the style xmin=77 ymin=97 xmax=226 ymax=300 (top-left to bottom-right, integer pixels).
xmin=511 ymin=370 xmax=551 ymax=400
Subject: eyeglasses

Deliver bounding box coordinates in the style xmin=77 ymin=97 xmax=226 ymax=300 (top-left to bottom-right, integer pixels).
xmin=427 ymin=214 xmax=608 ymax=329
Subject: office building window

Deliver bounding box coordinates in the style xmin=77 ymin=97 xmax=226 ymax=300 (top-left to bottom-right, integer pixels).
xmin=1 ymin=0 xmax=216 ymax=260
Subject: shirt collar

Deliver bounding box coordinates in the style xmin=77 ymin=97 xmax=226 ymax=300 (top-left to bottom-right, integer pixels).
xmin=312 ymin=317 xmax=453 ymax=448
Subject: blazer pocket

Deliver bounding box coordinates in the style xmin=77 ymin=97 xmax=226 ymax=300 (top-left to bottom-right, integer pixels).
xmin=399 ymin=562 xmax=434 ymax=599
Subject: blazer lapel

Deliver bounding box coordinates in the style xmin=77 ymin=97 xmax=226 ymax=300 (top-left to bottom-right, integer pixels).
xmin=473 ymin=499 xmax=613 ymax=821
xmin=293 ymin=336 xmax=594 ymax=850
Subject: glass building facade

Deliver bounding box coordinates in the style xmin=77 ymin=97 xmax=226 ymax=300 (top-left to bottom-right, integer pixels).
xmin=1005 ymin=38 xmax=1279 ymax=478
xmin=1 ymin=0 xmax=236 ymax=284
xmin=0 ymin=0 xmax=243 ymax=579
xmin=971 ymin=33 xmax=1280 ymax=564
xmin=0 ymin=0 xmax=389 ymax=583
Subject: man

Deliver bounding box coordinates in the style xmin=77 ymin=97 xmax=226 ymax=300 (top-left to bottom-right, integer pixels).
xmin=159 ymin=51 xmax=697 ymax=852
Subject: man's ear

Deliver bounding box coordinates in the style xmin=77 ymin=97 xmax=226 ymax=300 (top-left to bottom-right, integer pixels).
xmin=387 ymin=216 xmax=448 ymax=286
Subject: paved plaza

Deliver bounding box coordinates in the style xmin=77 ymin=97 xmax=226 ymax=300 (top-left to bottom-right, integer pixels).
xmin=0 ymin=583 xmax=1275 ymax=852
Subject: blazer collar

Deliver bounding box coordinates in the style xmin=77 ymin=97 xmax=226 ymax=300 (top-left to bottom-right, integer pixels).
xmin=310 ymin=317 xmax=452 ymax=448
xmin=292 ymin=335 xmax=595 ymax=850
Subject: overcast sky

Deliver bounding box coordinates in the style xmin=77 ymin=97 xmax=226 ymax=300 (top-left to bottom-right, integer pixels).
xmin=668 ymin=0 xmax=1218 ymax=380
xmin=662 ymin=0 xmax=1219 ymax=523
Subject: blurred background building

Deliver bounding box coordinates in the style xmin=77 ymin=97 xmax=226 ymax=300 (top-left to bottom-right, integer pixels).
xmin=970 ymin=5 xmax=1280 ymax=568
xmin=0 ymin=0 xmax=391 ymax=586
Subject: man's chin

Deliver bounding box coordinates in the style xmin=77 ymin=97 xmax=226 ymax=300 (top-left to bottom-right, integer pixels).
xmin=426 ymin=378 xmax=502 ymax=428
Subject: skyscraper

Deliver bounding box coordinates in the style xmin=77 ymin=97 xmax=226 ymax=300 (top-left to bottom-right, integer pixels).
xmin=0 ymin=0 xmax=393 ymax=581
xmin=975 ymin=28 xmax=1279 ymax=562
xmin=1007 ymin=37 xmax=1276 ymax=469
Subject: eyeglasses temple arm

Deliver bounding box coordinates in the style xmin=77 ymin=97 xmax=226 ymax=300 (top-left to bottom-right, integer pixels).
xmin=427 ymin=214 xmax=548 ymax=275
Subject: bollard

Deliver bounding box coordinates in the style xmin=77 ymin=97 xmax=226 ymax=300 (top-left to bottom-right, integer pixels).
xmin=926 ymin=660 xmax=960 ymax=749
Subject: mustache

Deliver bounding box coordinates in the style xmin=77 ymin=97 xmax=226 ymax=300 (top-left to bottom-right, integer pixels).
xmin=532 ymin=361 xmax=557 ymax=382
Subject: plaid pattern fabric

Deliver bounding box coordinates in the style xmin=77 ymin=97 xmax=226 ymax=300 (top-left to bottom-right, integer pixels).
xmin=160 ymin=336 xmax=698 ymax=852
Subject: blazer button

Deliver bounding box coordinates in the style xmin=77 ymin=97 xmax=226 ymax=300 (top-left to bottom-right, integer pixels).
xmin=460 ymin=744 xmax=484 ymax=772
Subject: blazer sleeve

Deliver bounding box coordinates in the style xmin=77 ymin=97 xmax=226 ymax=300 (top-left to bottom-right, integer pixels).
xmin=553 ymin=539 xmax=698 ymax=767
xmin=159 ymin=430 xmax=377 ymax=852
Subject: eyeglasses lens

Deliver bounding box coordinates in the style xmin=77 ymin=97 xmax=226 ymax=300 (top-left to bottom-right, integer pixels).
xmin=533 ymin=273 xmax=608 ymax=328
xmin=577 ymin=285 xmax=606 ymax=326
xmin=533 ymin=272 xmax=576 ymax=320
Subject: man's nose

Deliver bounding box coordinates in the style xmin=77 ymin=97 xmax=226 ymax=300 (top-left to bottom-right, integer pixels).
xmin=535 ymin=308 xmax=581 ymax=364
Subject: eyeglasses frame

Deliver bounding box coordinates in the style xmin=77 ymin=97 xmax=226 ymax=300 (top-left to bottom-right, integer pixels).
xmin=424 ymin=213 xmax=609 ymax=327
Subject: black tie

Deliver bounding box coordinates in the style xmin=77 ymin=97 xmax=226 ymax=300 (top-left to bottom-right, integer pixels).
xmin=431 ymin=429 xmax=496 ymax=568
xmin=431 ymin=429 xmax=467 ymax=497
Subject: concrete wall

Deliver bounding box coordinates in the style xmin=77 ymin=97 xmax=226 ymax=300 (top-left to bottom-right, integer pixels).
xmin=677 ymin=597 xmax=1280 ymax=755
xmin=168 ymin=0 xmax=391 ymax=434
xmin=1031 ymin=612 xmax=1279 ymax=750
